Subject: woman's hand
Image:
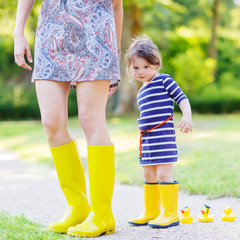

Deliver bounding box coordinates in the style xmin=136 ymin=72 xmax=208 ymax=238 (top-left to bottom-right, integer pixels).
xmin=178 ymin=114 xmax=193 ymax=133
xmin=14 ymin=35 xmax=32 ymax=70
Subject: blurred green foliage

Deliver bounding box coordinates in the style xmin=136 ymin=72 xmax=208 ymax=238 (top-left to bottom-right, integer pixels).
xmin=142 ymin=0 xmax=240 ymax=114
xmin=0 ymin=82 xmax=78 ymax=119
xmin=0 ymin=0 xmax=240 ymax=119
xmin=0 ymin=82 xmax=39 ymax=119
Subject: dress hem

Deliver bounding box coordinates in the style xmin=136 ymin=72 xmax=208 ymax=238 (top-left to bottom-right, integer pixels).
xmin=139 ymin=159 xmax=177 ymax=166
xmin=31 ymin=77 xmax=120 ymax=88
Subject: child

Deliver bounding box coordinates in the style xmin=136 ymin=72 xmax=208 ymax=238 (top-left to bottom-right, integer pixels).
xmin=126 ymin=36 xmax=193 ymax=228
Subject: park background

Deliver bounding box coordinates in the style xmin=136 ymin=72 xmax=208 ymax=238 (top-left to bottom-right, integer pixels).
xmin=1 ymin=0 xmax=240 ymax=117
xmin=0 ymin=1 xmax=240 ymax=238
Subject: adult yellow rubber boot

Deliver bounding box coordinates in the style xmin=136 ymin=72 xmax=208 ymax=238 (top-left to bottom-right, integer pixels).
xmin=148 ymin=181 xmax=179 ymax=228
xmin=48 ymin=139 xmax=90 ymax=233
xmin=67 ymin=144 xmax=115 ymax=238
xmin=128 ymin=182 xmax=160 ymax=226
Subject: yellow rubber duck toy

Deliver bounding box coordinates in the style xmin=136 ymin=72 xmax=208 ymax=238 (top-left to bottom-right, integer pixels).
xmin=180 ymin=207 xmax=193 ymax=223
xmin=221 ymin=206 xmax=236 ymax=222
xmin=197 ymin=204 xmax=214 ymax=222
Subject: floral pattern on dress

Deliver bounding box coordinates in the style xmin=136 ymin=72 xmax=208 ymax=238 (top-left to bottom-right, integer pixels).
xmin=32 ymin=0 xmax=120 ymax=96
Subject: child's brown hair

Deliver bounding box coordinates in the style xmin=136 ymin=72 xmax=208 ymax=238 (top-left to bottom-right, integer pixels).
xmin=125 ymin=35 xmax=162 ymax=77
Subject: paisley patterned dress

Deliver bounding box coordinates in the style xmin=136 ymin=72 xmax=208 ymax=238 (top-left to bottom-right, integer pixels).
xmin=32 ymin=0 xmax=120 ymax=96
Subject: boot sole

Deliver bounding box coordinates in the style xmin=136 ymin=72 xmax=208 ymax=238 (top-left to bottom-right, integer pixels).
xmin=67 ymin=228 xmax=115 ymax=238
xmin=128 ymin=221 xmax=148 ymax=226
xmin=47 ymin=216 xmax=88 ymax=234
xmin=148 ymin=221 xmax=180 ymax=228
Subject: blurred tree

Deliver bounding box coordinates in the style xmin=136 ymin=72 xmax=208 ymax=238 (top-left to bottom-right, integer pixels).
xmin=116 ymin=0 xmax=184 ymax=113
xmin=208 ymin=0 xmax=219 ymax=78
xmin=115 ymin=0 xmax=143 ymax=114
xmin=0 ymin=0 xmax=240 ymax=118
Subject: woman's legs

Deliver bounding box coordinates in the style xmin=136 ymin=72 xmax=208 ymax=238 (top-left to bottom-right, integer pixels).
xmin=67 ymin=80 xmax=115 ymax=237
xmin=35 ymin=80 xmax=90 ymax=233
xmin=35 ymin=80 xmax=71 ymax=146
xmin=75 ymin=80 xmax=111 ymax=145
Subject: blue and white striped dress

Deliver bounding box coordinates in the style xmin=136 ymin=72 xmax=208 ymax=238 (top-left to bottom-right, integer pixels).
xmin=137 ymin=73 xmax=187 ymax=166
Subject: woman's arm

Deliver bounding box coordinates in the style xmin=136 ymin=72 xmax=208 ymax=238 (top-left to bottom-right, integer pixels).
xmin=13 ymin=0 xmax=35 ymax=70
xmin=178 ymin=99 xmax=193 ymax=133
xmin=112 ymin=0 xmax=123 ymax=57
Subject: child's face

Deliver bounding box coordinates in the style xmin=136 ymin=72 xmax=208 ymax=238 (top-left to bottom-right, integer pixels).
xmin=131 ymin=56 xmax=157 ymax=83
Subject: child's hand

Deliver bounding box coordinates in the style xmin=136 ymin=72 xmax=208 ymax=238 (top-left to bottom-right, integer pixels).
xmin=177 ymin=115 xmax=193 ymax=133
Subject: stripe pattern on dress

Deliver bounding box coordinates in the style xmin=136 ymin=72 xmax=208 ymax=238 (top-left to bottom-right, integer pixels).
xmin=137 ymin=73 xmax=187 ymax=165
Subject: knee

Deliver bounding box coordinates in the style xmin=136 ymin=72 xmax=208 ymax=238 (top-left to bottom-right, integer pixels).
xmin=41 ymin=117 xmax=61 ymax=138
xmin=78 ymin=108 xmax=95 ymax=133
xmin=158 ymin=172 xmax=173 ymax=182
xmin=143 ymin=171 xmax=157 ymax=183
xmin=157 ymin=164 xmax=173 ymax=182
xmin=158 ymin=175 xmax=171 ymax=182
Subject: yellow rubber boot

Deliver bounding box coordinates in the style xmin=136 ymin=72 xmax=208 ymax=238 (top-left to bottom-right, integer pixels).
xmin=67 ymin=145 xmax=115 ymax=238
xmin=48 ymin=139 xmax=90 ymax=233
xmin=128 ymin=182 xmax=160 ymax=226
xmin=148 ymin=181 xmax=179 ymax=228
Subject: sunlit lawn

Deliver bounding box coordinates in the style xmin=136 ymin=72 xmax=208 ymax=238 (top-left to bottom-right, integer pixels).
xmin=0 ymin=212 xmax=78 ymax=240
xmin=0 ymin=113 xmax=240 ymax=198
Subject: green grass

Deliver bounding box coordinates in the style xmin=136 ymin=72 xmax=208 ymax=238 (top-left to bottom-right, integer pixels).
xmin=174 ymin=114 xmax=240 ymax=198
xmin=0 ymin=113 xmax=240 ymax=198
xmin=0 ymin=212 xmax=80 ymax=240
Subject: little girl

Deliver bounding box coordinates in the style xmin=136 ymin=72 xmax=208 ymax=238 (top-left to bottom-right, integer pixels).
xmin=126 ymin=36 xmax=193 ymax=228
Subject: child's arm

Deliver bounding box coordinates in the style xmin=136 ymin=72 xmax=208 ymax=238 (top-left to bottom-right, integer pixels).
xmin=178 ymin=99 xmax=193 ymax=133
xmin=161 ymin=76 xmax=193 ymax=133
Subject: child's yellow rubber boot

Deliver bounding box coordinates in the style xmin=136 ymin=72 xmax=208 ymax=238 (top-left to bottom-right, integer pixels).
xmin=148 ymin=181 xmax=179 ymax=228
xmin=48 ymin=139 xmax=90 ymax=233
xmin=128 ymin=182 xmax=160 ymax=226
xmin=67 ymin=144 xmax=115 ymax=238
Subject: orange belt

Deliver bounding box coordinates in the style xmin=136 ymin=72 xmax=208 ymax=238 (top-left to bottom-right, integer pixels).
xmin=139 ymin=115 xmax=173 ymax=159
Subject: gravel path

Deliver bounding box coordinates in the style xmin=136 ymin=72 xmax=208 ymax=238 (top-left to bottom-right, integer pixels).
xmin=0 ymin=149 xmax=240 ymax=240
